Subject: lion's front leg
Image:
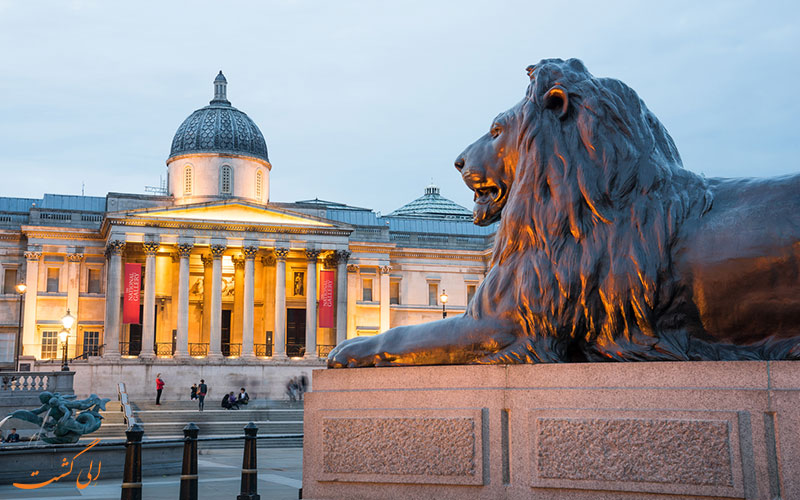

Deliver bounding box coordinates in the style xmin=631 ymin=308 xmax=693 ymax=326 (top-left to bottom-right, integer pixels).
xmin=326 ymin=315 xmax=517 ymax=368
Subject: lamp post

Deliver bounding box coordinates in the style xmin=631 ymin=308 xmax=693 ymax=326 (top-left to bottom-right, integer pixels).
xmin=60 ymin=309 xmax=75 ymax=371
xmin=14 ymin=283 xmax=26 ymax=371
xmin=440 ymin=290 xmax=448 ymax=319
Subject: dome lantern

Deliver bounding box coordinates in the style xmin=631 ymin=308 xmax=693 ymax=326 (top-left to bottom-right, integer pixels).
xmin=211 ymin=71 xmax=230 ymax=106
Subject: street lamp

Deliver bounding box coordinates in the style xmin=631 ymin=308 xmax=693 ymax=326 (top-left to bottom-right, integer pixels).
xmin=14 ymin=283 xmax=26 ymax=371
xmin=59 ymin=309 xmax=75 ymax=371
xmin=440 ymin=290 xmax=448 ymax=319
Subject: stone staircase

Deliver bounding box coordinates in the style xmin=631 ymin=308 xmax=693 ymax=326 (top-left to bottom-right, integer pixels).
xmin=92 ymin=399 xmax=303 ymax=447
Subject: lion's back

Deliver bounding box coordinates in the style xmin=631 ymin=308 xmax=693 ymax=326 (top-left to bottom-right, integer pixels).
xmin=675 ymin=173 xmax=800 ymax=344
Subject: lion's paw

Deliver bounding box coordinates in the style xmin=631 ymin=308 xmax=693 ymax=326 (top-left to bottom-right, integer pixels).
xmin=326 ymin=336 xmax=382 ymax=368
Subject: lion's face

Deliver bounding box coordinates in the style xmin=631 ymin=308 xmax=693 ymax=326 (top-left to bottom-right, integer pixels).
xmin=455 ymin=105 xmax=523 ymax=226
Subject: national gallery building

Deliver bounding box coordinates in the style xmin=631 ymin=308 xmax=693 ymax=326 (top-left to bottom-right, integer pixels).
xmin=0 ymin=73 xmax=494 ymax=397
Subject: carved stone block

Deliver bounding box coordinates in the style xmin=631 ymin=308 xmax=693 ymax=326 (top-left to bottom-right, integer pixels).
xmin=530 ymin=409 xmax=744 ymax=497
xmin=317 ymin=411 xmax=483 ymax=485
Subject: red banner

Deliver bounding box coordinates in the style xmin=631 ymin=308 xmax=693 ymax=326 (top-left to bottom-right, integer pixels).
xmin=318 ymin=270 xmax=335 ymax=328
xmin=123 ymin=263 xmax=141 ymax=324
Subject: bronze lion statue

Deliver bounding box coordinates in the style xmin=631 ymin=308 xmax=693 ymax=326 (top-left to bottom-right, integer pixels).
xmin=328 ymin=58 xmax=800 ymax=367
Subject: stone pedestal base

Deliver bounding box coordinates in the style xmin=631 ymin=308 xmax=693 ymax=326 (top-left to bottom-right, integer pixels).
xmin=302 ymin=361 xmax=800 ymax=500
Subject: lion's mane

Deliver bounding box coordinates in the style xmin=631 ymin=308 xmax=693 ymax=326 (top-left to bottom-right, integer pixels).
xmin=469 ymin=59 xmax=715 ymax=362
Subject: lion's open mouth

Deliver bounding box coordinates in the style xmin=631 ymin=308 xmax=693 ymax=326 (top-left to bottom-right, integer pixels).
xmin=471 ymin=180 xmax=504 ymax=206
xmin=467 ymin=179 xmax=506 ymax=226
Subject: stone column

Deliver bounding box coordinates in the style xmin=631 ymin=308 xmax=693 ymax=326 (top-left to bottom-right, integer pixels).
xmin=334 ymin=250 xmax=350 ymax=345
xmin=273 ymin=248 xmax=289 ymax=359
xmin=22 ymin=251 xmax=40 ymax=357
xmin=208 ymin=244 xmax=226 ymax=360
xmin=346 ymin=264 xmax=359 ymax=340
xmin=261 ymin=254 xmax=276 ymax=355
xmin=103 ymin=240 xmax=126 ymax=359
xmin=66 ymin=253 xmax=82 ymax=328
xmin=174 ymin=242 xmax=193 ymax=359
xmin=201 ymin=255 xmax=213 ymax=345
xmin=379 ymin=265 xmax=392 ymax=333
xmin=232 ymin=255 xmax=245 ymax=345
xmin=241 ymin=246 xmax=258 ymax=360
xmin=140 ymin=242 xmax=159 ymax=359
xmin=305 ymin=249 xmax=320 ymax=359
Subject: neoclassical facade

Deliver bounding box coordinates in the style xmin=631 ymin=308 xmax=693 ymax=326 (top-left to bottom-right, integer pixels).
xmin=0 ymin=73 xmax=494 ymax=379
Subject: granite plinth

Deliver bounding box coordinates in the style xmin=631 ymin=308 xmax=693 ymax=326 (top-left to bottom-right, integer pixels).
xmin=302 ymin=361 xmax=800 ymax=500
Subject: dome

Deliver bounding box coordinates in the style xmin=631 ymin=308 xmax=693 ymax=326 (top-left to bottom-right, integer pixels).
xmin=168 ymin=71 xmax=269 ymax=163
xmin=389 ymin=183 xmax=472 ymax=220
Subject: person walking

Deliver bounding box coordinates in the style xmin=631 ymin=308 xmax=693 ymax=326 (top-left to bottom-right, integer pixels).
xmin=198 ymin=379 xmax=208 ymax=411
xmin=155 ymin=373 xmax=165 ymax=405
xmin=190 ymin=383 xmax=198 ymax=401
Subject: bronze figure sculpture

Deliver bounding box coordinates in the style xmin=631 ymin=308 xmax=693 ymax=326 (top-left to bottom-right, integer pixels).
xmin=328 ymin=58 xmax=800 ymax=367
xmin=9 ymin=391 xmax=110 ymax=444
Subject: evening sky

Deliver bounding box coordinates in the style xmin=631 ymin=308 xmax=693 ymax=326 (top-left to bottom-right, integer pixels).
xmin=0 ymin=0 xmax=797 ymax=214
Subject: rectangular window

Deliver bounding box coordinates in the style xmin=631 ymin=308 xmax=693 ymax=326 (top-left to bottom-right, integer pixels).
xmin=390 ymin=281 xmax=400 ymax=305
xmin=362 ymin=278 xmax=373 ymax=302
xmin=46 ymin=267 xmax=60 ymax=292
xmin=0 ymin=332 xmax=13 ymax=363
xmin=83 ymin=331 xmax=100 ymax=356
xmin=88 ymin=268 xmax=101 ymax=294
xmin=41 ymin=330 xmax=59 ymax=359
xmin=3 ymin=268 xmax=18 ymax=294
xmin=428 ymin=283 xmax=438 ymax=306
xmin=467 ymin=284 xmax=477 ymax=305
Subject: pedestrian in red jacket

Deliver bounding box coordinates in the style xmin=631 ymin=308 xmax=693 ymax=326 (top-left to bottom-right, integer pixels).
xmin=156 ymin=373 xmax=165 ymax=405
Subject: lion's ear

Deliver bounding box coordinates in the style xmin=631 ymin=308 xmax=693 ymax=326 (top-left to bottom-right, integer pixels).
xmin=544 ymin=85 xmax=569 ymax=120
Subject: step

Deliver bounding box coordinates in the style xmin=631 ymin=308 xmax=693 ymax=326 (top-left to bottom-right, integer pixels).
xmin=131 ymin=409 xmax=303 ymax=423
xmin=88 ymin=421 xmax=303 ymax=439
xmin=131 ymin=399 xmax=304 ymax=411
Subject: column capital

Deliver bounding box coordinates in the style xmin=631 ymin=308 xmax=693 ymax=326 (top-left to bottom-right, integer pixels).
xmin=201 ymin=254 xmax=214 ymax=267
xmin=305 ymin=249 xmax=321 ymax=261
xmin=210 ymin=244 xmax=226 ymax=259
xmin=379 ymin=265 xmax=393 ymax=275
xmin=347 ymin=264 xmax=359 ymax=273
xmin=142 ymin=241 xmax=160 ymax=256
xmin=334 ymin=250 xmax=351 ymax=264
xmin=105 ymin=240 xmax=126 ymax=257
xmin=67 ymin=253 xmax=84 ymax=262
xmin=176 ymin=243 xmax=194 ymax=258
xmin=274 ymin=248 xmax=290 ymax=261
xmin=24 ymin=251 xmax=41 ymax=261
xmin=243 ymin=246 xmax=259 ymax=260
xmin=232 ymin=255 xmax=246 ymax=270
xmin=261 ymin=254 xmax=276 ymax=266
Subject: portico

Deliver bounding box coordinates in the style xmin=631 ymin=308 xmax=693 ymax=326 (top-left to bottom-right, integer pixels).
xmin=103 ymin=200 xmax=352 ymax=363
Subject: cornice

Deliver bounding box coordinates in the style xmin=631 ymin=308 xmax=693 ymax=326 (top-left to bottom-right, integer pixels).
xmin=104 ymin=217 xmax=352 ymax=236
xmin=166 ymin=152 xmax=272 ymax=170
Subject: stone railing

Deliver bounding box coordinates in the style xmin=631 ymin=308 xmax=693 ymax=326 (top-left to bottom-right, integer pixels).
xmin=0 ymin=371 xmax=75 ymax=395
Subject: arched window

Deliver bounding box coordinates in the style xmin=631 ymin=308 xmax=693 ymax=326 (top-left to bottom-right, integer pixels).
xmin=255 ymin=170 xmax=263 ymax=201
xmin=220 ymin=165 xmax=232 ymax=195
xmin=183 ymin=165 xmax=193 ymax=195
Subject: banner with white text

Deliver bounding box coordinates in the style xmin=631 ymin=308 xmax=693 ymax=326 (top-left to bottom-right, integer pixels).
xmin=318 ymin=270 xmax=335 ymax=328
xmin=123 ymin=263 xmax=141 ymax=324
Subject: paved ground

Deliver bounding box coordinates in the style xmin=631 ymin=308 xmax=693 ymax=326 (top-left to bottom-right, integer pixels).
xmin=0 ymin=446 xmax=302 ymax=500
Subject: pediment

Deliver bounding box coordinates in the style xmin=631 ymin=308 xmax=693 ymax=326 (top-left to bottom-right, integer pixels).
xmin=121 ymin=202 xmax=334 ymax=227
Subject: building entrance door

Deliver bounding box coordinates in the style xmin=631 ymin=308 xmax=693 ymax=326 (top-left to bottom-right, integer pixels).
xmin=286 ymin=308 xmax=306 ymax=357
xmin=127 ymin=304 xmax=143 ymax=356
xmin=221 ymin=309 xmax=232 ymax=356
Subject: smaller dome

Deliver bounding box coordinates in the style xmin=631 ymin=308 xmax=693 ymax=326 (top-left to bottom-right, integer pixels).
xmin=389 ymin=184 xmax=472 ymax=220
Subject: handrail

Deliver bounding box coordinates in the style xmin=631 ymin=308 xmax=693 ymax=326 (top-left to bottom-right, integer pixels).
xmin=117 ymin=382 xmax=136 ymax=428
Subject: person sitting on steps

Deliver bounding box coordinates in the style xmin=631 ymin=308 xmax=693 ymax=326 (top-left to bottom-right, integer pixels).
xmin=238 ymin=387 xmax=249 ymax=406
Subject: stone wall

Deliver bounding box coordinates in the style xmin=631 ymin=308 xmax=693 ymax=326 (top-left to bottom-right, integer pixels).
xmin=303 ymin=361 xmax=800 ymax=500
xmin=33 ymin=360 xmax=322 ymax=402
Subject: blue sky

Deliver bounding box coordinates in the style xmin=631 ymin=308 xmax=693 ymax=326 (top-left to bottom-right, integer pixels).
xmin=0 ymin=0 xmax=797 ymax=214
